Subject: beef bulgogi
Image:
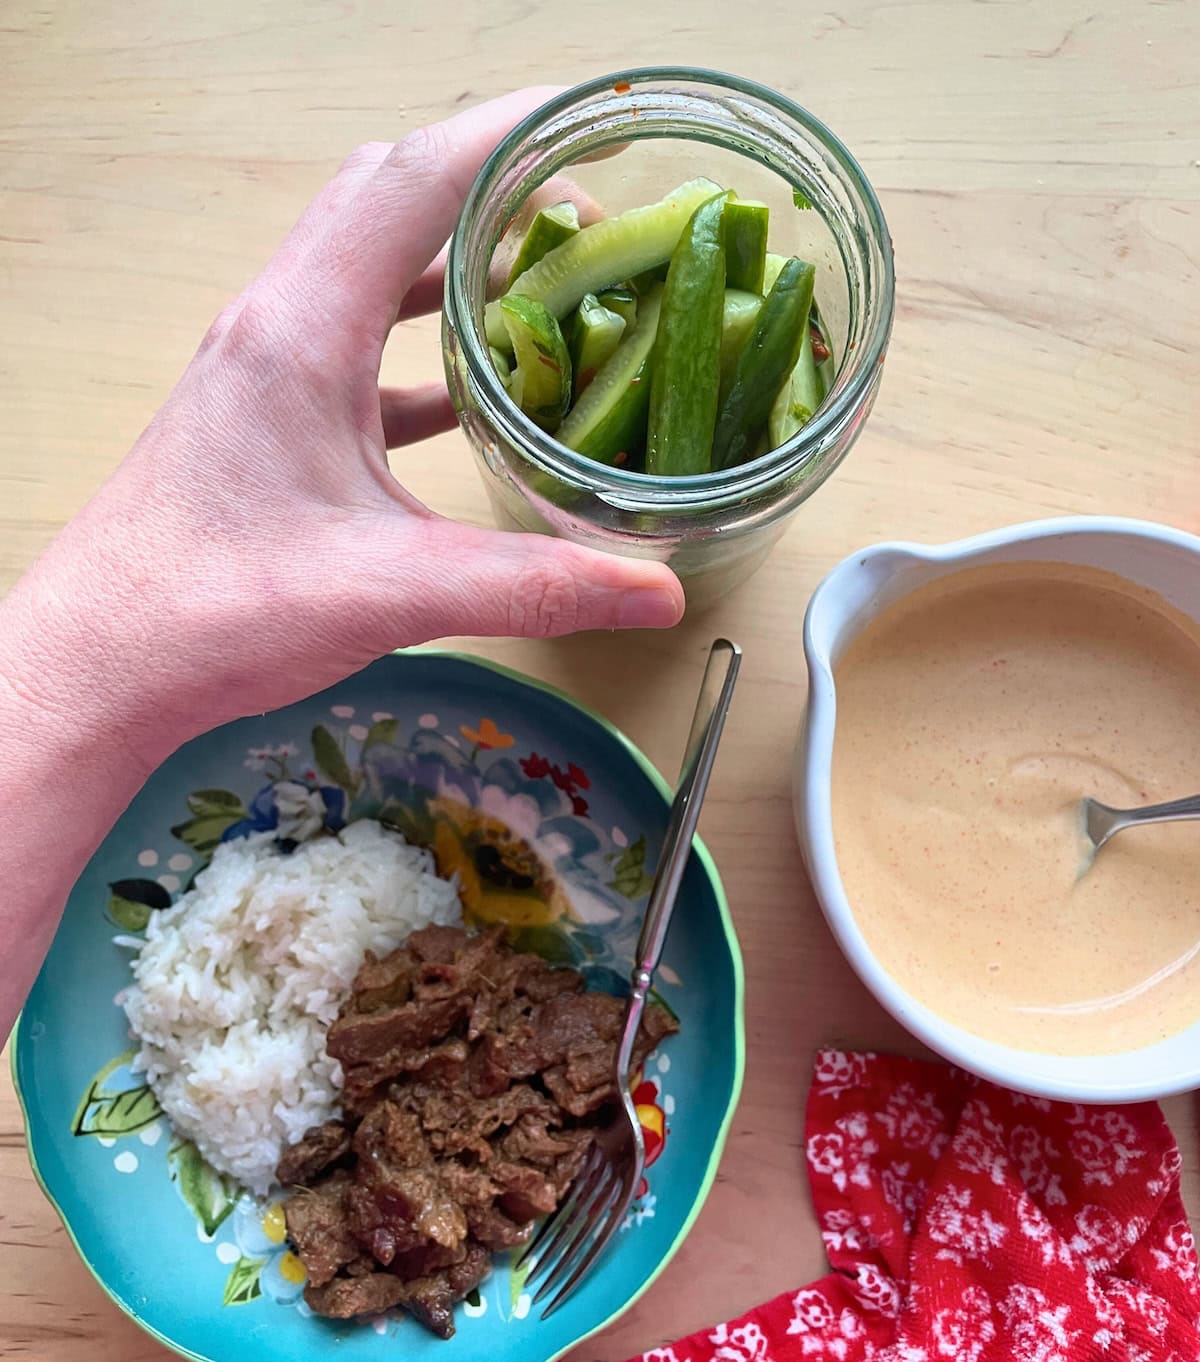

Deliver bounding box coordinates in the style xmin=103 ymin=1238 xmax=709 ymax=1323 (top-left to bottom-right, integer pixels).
xmin=278 ymin=925 xmax=678 ymax=1338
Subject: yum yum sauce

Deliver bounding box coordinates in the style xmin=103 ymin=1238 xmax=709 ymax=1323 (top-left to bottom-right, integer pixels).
xmin=831 ymin=562 xmax=1200 ymax=1055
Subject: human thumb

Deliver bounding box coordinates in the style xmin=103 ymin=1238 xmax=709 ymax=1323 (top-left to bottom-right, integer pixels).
xmin=374 ymin=518 xmax=685 ymax=644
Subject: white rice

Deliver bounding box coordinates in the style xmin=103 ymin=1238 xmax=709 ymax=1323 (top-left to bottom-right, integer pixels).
xmin=122 ymin=820 xmax=462 ymax=1196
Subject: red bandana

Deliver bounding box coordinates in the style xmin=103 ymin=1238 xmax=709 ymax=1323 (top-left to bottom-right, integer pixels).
xmin=630 ymin=1051 xmax=1200 ymax=1362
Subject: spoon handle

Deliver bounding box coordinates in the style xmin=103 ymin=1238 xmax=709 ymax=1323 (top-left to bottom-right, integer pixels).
xmin=1087 ymin=792 xmax=1200 ymax=853
xmin=1111 ymin=793 xmax=1200 ymax=827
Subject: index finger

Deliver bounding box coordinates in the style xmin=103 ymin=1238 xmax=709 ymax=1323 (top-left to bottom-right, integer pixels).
xmin=277 ymin=88 xmax=560 ymax=348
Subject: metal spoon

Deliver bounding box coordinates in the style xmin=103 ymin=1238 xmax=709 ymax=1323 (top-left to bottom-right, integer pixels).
xmin=1081 ymin=793 xmax=1200 ymax=856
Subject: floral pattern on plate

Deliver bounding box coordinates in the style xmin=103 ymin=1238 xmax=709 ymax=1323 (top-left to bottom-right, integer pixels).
xmin=76 ymin=704 xmax=678 ymax=1315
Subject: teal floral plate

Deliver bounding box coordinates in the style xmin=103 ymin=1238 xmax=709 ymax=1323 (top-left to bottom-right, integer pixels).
xmin=13 ymin=650 xmax=744 ymax=1362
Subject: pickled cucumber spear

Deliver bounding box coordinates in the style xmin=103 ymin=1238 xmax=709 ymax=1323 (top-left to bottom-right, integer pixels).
xmin=485 ymin=178 xmax=721 ymax=350
xmin=645 ymin=191 xmax=733 ymax=476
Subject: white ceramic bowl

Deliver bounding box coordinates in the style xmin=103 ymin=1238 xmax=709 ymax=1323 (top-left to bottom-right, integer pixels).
xmin=795 ymin=515 xmax=1200 ymax=1102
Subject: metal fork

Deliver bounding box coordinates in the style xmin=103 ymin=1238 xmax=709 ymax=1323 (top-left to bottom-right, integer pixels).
xmin=518 ymin=637 xmax=742 ymax=1317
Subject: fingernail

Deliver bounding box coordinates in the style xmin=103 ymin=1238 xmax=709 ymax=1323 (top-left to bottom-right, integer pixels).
xmin=617 ymin=588 xmax=684 ymax=630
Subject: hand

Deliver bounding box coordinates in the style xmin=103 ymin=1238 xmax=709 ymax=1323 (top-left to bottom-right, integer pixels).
xmin=0 ymin=91 xmax=686 ymax=1029
xmin=3 ymin=89 xmax=684 ymax=766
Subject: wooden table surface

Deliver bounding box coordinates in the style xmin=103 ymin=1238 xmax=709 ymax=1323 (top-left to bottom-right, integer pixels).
xmin=3 ymin=1 xmax=1198 ymax=1357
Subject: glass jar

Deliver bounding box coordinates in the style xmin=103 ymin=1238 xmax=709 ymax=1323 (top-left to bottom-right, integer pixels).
xmin=443 ymin=68 xmax=894 ymax=611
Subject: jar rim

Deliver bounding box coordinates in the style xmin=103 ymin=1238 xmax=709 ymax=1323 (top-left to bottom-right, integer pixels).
xmin=446 ymin=67 xmax=894 ymax=508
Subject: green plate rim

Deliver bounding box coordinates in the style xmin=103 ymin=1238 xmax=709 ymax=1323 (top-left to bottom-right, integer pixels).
xmin=10 ymin=645 xmax=747 ymax=1362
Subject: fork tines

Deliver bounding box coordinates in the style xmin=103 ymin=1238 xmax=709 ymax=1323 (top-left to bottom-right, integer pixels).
xmin=516 ymin=1127 xmax=643 ymax=1317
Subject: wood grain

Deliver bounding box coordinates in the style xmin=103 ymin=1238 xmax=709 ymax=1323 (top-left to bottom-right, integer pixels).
xmin=2 ymin=0 xmax=1198 ymax=1357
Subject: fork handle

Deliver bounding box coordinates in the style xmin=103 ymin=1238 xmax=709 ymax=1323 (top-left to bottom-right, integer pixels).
xmin=617 ymin=638 xmax=741 ymax=1069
